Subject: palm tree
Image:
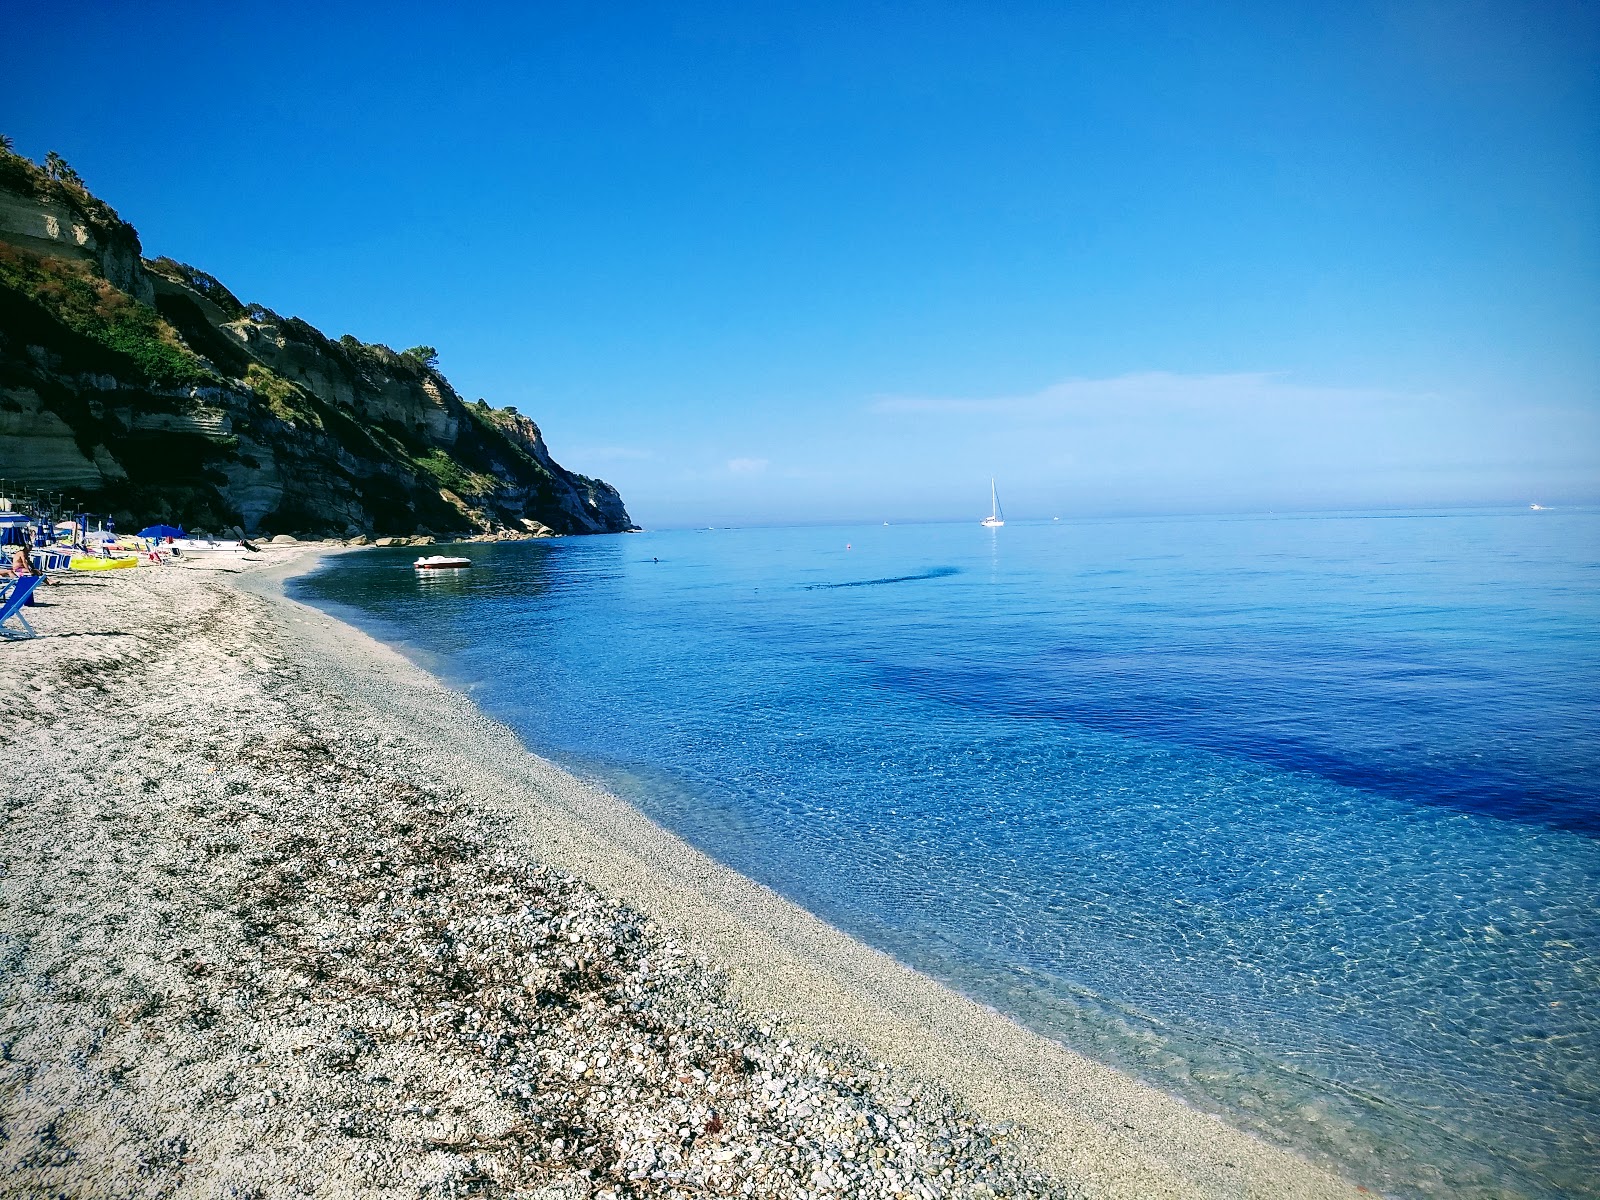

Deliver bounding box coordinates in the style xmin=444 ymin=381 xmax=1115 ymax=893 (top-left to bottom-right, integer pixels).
xmin=42 ymin=150 xmax=83 ymax=187
xmin=0 ymin=134 xmax=14 ymax=154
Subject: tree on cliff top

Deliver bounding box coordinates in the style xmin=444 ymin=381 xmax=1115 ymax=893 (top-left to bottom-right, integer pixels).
xmin=403 ymin=345 xmax=439 ymax=369
xmin=43 ymin=151 xmax=84 ymax=188
xmin=0 ymin=146 xmax=127 ymax=236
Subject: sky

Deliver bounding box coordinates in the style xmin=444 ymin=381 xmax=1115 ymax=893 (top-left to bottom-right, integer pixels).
xmin=3 ymin=0 xmax=1597 ymax=525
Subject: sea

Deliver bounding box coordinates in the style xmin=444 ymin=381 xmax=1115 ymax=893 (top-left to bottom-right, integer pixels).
xmin=294 ymin=507 xmax=1600 ymax=1200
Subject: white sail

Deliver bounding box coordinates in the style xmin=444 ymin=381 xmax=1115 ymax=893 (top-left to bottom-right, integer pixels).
xmin=981 ymin=478 xmax=1004 ymax=527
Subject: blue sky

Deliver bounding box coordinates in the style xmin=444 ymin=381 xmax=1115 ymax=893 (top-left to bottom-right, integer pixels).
xmin=4 ymin=1 xmax=1596 ymax=524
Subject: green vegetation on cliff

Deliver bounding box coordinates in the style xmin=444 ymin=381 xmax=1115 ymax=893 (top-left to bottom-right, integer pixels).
xmin=0 ymin=243 xmax=206 ymax=386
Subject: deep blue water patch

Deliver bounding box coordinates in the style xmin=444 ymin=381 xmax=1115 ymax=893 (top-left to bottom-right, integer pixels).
xmin=295 ymin=508 xmax=1600 ymax=1200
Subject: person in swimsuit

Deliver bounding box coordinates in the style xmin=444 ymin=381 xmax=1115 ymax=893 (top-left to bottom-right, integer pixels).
xmin=2 ymin=544 xmax=44 ymax=590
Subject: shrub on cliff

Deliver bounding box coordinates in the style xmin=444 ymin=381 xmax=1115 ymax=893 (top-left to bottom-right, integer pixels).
xmin=146 ymin=257 xmax=248 ymax=321
xmin=243 ymin=302 xmax=284 ymax=325
xmin=0 ymin=241 xmax=206 ymax=386
xmin=412 ymin=447 xmax=496 ymax=498
xmin=244 ymin=363 xmax=310 ymax=423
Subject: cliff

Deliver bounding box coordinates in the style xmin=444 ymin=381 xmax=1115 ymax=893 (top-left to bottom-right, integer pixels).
xmin=0 ymin=147 xmax=633 ymax=538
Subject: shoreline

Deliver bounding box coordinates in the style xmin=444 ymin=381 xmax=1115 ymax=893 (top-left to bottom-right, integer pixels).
xmin=261 ymin=549 xmax=1366 ymax=1200
xmin=3 ymin=549 xmax=1367 ymax=1199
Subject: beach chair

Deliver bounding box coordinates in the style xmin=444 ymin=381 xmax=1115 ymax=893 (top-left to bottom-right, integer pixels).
xmin=0 ymin=575 xmax=43 ymax=639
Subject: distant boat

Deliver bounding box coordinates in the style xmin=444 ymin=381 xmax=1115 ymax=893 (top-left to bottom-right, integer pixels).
xmin=1530 ymin=503 xmax=1548 ymax=511
xmin=415 ymin=555 xmax=471 ymax=571
xmin=981 ymin=479 xmax=1005 ymax=528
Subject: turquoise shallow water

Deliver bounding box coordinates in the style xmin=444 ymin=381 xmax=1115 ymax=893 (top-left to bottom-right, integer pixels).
xmin=296 ymin=508 xmax=1600 ymax=1199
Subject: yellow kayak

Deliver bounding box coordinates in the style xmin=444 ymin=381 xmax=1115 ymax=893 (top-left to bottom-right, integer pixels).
xmin=69 ymin=555 xmax=139 ymax=571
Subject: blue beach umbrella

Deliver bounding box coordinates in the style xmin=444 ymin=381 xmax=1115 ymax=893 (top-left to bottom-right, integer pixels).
xmin=138 ymin=524 xmax=186 ymax=539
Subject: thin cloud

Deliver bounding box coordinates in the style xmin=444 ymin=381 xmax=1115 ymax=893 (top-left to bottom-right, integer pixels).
xmin=847 ymin=368 xmax=1600 ymax=507
xmin=869 ymin=371 xmax=1423 ymax=418
xmin=727 ymin=457 xmax=770 ymax=474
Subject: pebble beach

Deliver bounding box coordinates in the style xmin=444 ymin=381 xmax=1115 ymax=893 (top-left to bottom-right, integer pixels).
xmin=1 ymin=549 xmax=1367 ymax=1200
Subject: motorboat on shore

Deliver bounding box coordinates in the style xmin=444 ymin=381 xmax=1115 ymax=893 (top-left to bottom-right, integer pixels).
xmin=414 ymin=554 xmax=472 ymax=571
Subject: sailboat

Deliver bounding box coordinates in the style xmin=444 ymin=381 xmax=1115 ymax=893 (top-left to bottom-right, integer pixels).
xmin=980 ymin=478 xmax=1005 ymax=528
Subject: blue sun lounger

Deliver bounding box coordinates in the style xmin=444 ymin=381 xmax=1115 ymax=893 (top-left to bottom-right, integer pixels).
xmin=0 ymin=575 xmax=43 ymax=638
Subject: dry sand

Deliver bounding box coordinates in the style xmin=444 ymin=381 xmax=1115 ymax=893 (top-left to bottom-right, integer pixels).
xmin=1 ymin=550 xmax=1369 ymax=1200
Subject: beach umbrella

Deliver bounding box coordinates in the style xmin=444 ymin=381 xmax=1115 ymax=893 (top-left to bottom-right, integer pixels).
xmin=138 ymin=524 xmax=187 ymax=539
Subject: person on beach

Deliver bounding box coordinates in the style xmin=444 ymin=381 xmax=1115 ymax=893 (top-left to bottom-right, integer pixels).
xmin=3 ymin=544 xmax=49 ymax=587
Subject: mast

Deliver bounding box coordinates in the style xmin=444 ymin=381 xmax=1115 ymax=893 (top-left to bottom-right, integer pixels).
xmin=982 ymin=478 xmax=1005 ymax=526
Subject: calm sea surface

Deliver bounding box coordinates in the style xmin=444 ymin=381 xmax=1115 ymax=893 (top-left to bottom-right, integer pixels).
xmin=296 ymin=508 xmax=1600 ymax=1200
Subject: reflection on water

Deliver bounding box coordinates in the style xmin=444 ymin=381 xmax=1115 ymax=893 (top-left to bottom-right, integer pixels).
xmin=414 ymin=568 xmax=472 ymax=592
xmin=296 ymin=510 xmax=1600 ymax=1200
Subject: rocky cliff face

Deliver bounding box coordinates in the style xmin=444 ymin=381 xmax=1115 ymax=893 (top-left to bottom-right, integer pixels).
xmin=0 ymin=154 xmax=151 ymax=304
xmin=0 ymin=149 xmax=633 ymax=538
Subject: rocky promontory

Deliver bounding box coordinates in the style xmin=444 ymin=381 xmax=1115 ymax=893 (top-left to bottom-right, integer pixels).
xmin=0 ymin=146 xmax=632 ymax=538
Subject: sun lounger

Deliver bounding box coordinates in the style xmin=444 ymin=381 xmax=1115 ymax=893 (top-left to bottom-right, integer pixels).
xmin=0 ymin=575 xmax=43 ymax=638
